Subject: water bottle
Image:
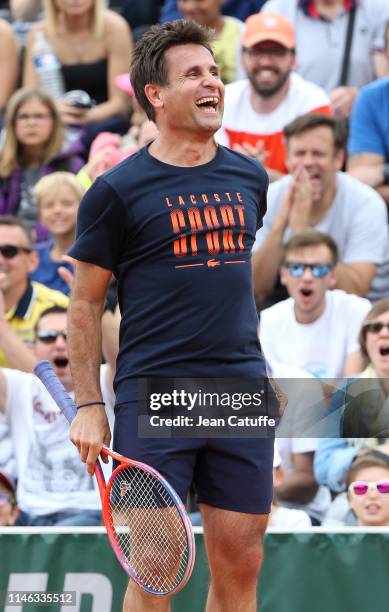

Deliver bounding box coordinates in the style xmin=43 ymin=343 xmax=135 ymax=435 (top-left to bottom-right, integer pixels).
xmin=33 ymin=31 xmax=65 ymax=100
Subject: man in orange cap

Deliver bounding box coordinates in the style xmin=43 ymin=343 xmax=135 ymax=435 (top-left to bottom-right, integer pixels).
xmin=216 ymin=12 xmax=332 ymax=181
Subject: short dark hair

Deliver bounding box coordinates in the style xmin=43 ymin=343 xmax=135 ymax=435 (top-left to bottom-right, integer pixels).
xmin=130 ymin=19 xmax=214 ymax=121
xmin=35 ymin=306 xmax=68 ymax=334
xmin=0 ymin=215 xmax=33 ymax=247
xmin=282 ymin=230 xmax=338 ymax=264
xmin=284 ymin=113 xmax=346 ymax=152
xmin=359 ymin=298 xmax=389 ymax=359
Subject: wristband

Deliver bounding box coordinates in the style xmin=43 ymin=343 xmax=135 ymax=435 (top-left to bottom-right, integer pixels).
xmin=384 ymin=163 xmax=389 ymax=185
xmin=76 ymin=401 xmax=105 ymax=410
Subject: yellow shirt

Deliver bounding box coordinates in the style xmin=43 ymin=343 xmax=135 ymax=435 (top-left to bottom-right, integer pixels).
xmin=212 ymin=16 xmax=244 ymax=85
xmin=1 ymin=281 xmax=69 ymax=368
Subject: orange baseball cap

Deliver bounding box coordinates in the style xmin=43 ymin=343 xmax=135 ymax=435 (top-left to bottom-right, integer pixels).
xmin=242 ymin=13 xmax=295 ymax=50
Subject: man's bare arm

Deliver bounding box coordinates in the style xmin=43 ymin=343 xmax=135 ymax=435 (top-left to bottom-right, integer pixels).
xmin=347 ymin=153 xmax=389 ymax=204
xmin=275 ymin=452 xmax=318 ymax=504
xmin=252 ymin=226 xmax=285 ymax=303
xmin=68 ymin=260 xmax=112 ymax=475
xmin=334 ymin=262 xmax=375 ymax=297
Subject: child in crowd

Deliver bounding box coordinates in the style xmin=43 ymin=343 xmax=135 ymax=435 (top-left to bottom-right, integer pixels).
xmin=346 ymin=453 xmax=389 ymax=527
xmin=30 ymin=172 xmax=84 ymax=295
xmin=0 ymin=88 xmax=84 ymax=242
xmin=0 ymin=470 xmax=19 ymax=527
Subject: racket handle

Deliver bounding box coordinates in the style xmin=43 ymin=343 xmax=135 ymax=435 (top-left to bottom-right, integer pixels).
xmin=34 ymin=360 xmax=77 ymax=424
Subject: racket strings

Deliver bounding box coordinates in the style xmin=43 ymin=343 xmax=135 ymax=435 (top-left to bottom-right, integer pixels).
xmin=108 ymin=466 xmax=190 ymax=593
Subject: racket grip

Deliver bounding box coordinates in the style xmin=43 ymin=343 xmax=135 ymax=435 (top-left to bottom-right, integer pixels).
xmin=34 ymin=360 xmax=77 ymax=423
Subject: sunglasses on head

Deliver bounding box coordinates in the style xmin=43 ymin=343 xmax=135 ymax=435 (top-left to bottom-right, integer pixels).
xmin=283 ymin=261 xmax=335 ymax=278
xmin=363 ymin=321 xmax=389 ymax=334
xmin=348 ymin=480 xmax=389 ymax=496
xmin=37 ymin=330 xmax=67 ymax=344
xmin=0 ymin=244 xmax=32 ymax=259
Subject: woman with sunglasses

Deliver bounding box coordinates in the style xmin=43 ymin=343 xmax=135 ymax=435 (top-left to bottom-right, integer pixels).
xmin=341 ymin=298 xmax=389 ymax=437
xmin=0 ymin=88 xmax=84 ymax=242
xmin=346 ymin=454 xmax=389 ymax=527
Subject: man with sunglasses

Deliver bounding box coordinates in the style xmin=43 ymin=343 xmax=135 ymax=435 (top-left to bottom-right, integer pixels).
xmin=0 ymin=216 xmax=68 ymax=370
xmin=259 ymin=230 xmax=371 ymax=379
xmin=253 ymin=113 xmax=389 ymax=307
xmin=0 ymin=305 xmax=115 ymax=526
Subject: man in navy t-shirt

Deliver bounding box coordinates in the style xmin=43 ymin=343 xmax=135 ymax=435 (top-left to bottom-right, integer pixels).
xmin=68 ymin=20 xmax=273 ymax=612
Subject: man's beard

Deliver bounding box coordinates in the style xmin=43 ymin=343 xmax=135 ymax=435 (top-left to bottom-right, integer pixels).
xmin=248 ymin=68 xmax=291 ymax=98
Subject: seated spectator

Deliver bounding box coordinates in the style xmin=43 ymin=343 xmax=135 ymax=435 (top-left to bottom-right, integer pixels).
xmin=0 ymin=217 xmax=68 ymax=369
xmin=259 ymin=231 xmax=371 ymax=379
xmin=253 ymin=113 xmax=389 ymax=306
xmin=177 ymin=0 xmax=245 ymax=84
xmin=274 ymin=434 xmax=330 ymax=525
xmin=315 ymin=438 xmax=389 ymax=495
xmin=341 ymin=299 xmax=389 ymax=438
xmin=160 ymin=0 xmax=267 ymax=22
xmin=346 ymin=453 xmax=389 ymax=527
xmin=23 ymin=0 xmax=133 ymax=149
xmin=76 ymin=74 xmax=159 ymax=189
xmin=0 ymin=470 xmax=19 ymax=526
xmin=269 ymin=445 xmax=312 ymax=528
xmin=29 ymin=172 xmax=84 ymax=294
xmin=0 ymin=88 xmax=84 ymax=242
xmin=216 ymin=13 xmax=331 ymax=181
xmin=261 ymin=0 xmax=389 ymax=118
xmin=1 ymin=306 xmax=115 ymax=526
xmin=347 ymin=77 xmax=389 ymax=205
xmin=0 ymin=19 xmax=19 ymax=129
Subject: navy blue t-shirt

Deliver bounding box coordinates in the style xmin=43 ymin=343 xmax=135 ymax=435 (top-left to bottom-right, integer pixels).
xmin=70 ymin=145 xmax=268 ymax=402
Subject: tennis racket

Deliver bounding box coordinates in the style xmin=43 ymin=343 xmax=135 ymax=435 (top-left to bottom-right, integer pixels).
xmin=33 ymin=360 xmax=195 ymax=596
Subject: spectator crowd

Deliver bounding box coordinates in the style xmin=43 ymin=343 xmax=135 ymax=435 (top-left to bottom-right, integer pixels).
xmin=2 ymin=0 xmax=389 ymax=532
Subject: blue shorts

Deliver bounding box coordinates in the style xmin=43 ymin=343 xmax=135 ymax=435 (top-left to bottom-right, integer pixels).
xmin=113 ymin=402 xmax=274 ymax=514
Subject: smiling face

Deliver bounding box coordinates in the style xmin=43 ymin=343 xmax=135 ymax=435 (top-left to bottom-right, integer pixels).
xmin=348 ymin=465 xmax=389 ymax=527
xmin=146 ymin=43 xmax=224 ymax=135
xmin=35 ymin=311 xmax=72 ymax=390
xmin=242 ymin=41 xmax=295 ymax=98
xmin=38 ymin=184 xmax=80 ymax=238
xmin=178 ymin=0 xmax=223 ymax=27
xmin=280 ymin=244 xmax=336 ymax=323
xmin=0 ymin=225 xmax=38 ymax=297
xmin=14 ymin=97 xmax=54 ymax=149
xmin=286 ymin=126 xmax=344 ymax=204
xmin=365 ymin=310 xmax=389 ymax=376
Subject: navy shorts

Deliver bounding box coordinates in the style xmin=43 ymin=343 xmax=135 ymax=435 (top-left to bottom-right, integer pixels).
xmin=113 ymin=401 xmax=274 ymax=514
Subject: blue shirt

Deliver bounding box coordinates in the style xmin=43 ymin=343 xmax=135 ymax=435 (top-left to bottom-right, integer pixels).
xmin=70 ymin=145 xmax=268 ymax=402
xmin=160 ymin=0 xmax=266 ymax=22
xmin=348 ymin=77 xmax=389 ymax=160
xmin=30 ymin=241 xmax=73 ymax=296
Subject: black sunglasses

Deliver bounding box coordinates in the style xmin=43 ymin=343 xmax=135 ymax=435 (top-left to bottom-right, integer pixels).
xmin=37 ymin=330 xmax=68 ymax=344
xmin=363 ymin=321 xmax=389 ymax=334
xmin=0 ymin=244 xmax=32 ymax=259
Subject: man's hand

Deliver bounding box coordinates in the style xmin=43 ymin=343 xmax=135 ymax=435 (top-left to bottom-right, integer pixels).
xmin=329 ymin=86 xmax=358 ymax=118
xmin=232 ymin=140 xmax=269 ymax=165
xmin=70 ymin=404 xmax=111 ymax=476
xmin=274 ymin=165 xmax=312 ymax=234
xmin=288 ymin=165 xmax=313 ymax=232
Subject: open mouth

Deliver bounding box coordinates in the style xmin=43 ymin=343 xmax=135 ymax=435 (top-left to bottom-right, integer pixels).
xmin=53 ymin=356 xmax=69 ymax=369
xmin=195 ymin=96 xmax=218 ymax=113
xmin=379 ymin=346 xmax=389 ymax=356
xmin=300 ymin=288 xmax=313 ymax=297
